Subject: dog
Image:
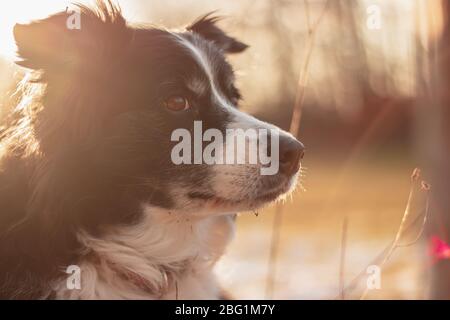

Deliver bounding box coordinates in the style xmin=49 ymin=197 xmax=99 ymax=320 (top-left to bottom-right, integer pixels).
xmin=0 ymin=0 xmax=304 ymax=299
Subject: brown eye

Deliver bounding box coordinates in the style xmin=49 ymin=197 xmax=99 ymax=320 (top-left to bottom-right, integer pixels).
xmin=164 ymin=96 xmax=190 ymax=112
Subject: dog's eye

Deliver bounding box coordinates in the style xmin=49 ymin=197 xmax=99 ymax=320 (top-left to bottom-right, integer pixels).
xmin=164 ymin=96 xmax=190 ymax=112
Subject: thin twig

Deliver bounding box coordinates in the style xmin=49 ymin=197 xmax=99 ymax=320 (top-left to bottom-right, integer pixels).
xmin=265 ymin=204 xmax=284 ymax=299
xmin=290 ymin=0 xmax=331 ymax=137
xmin=265 ymin=0 xmax=331 ymax=300
xmin=339 ymin=217 xmax=349 ymax=300
xmin=357 ymin=169 xmax=431 ymax=300
xmin=335 ymin=169 xmax=431 ymax=299
xmin=336 ymin=169 xmax=430 ymax=299
xmin=397 ymin=182 xmax=430 ymax=247
xmin=339 ymin=206 xmax=429 ymax=298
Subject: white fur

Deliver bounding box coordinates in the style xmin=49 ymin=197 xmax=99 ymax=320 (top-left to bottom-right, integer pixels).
xmin=52 ymin=206 xmax=235 ymax=300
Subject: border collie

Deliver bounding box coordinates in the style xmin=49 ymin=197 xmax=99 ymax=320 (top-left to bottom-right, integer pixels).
xmin=0 ymin=0 xmax=304 ymax=299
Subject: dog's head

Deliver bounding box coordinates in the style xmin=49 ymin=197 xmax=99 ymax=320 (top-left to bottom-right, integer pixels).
xmin=13 ymin=1 xmax=304 ymax=219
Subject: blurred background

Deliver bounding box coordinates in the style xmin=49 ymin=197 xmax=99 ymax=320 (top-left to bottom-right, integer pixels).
xmin=0 ymin=0 xmax=449 ymax=299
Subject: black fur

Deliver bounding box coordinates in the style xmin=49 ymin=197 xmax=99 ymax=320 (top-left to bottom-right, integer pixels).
xmin=187 ymin=13 xmax=248 ymax=54
xmin=0 ymin=1 xmax=247 ymax=299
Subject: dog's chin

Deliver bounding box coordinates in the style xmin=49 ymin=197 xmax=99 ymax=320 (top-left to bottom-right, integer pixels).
xmin=189 ymin=174 xmax=298 ymax=214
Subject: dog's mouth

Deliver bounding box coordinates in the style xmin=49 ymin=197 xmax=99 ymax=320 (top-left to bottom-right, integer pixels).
xmin=187 ymin=178 xmax=294 ymax=210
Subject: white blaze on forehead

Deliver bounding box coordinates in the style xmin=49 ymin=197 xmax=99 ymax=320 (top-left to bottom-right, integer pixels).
xmin=174 ymin=33 xmax=277 ymax=133
xmin=174 ymin=34 xmax=235 ymax=110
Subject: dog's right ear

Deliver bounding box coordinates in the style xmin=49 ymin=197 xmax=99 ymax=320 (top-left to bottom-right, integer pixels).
xmin=14 ymin=2 xmax=130 ymax=72
xmin=188 ymin=13 xmax=248 ymax=54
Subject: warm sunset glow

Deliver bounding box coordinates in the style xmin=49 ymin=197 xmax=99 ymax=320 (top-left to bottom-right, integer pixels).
xmin=0 ymin=0 xmax=69 ymax=58
xmin=0 ymin=0 xmax=449 ymax=301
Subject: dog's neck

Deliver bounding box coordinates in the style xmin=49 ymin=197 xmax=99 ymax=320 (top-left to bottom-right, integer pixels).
xmin=52 ymin=205 xmax=236 ymax=299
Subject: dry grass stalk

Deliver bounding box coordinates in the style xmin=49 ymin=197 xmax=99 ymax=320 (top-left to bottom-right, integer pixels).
xmin=338 ymin=168 xmax=431 ymax=299
xmin=289 ymin=0 xmax=331 ymax=137
xmin=339 ymin=217 xmax=349 ymax=300
xmin=359 ymin=168 xmax=431 ymax=299
xmin=265 ymin=0 xmax=331 ymax=300
xmin=265 ymin=204 xmax=284 ymax=299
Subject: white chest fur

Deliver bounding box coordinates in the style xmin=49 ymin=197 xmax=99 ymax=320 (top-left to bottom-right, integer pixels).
xmin=52 ymin=205 xmax=236 ymax=300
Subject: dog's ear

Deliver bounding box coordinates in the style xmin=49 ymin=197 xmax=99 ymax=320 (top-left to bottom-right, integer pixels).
xmin=14 ymin=1 xmax=130 ymax=72
xmin=188 ymin=14 xmax=248 ymax=54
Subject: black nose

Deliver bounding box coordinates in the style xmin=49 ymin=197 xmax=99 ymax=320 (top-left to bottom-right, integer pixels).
xmin=279 ymin=136 xmax=305 ymax=176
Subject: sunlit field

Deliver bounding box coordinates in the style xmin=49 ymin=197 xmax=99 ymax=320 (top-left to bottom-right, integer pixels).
xmin=219 ymin=154 xmax=424 ymax=299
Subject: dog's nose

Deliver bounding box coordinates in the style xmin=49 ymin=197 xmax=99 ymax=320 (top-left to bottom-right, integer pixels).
xmin=279 ymin=136 xmax=305 ymax=176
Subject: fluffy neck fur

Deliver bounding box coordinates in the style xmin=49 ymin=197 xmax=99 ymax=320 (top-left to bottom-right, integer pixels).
xmin=51 ymin=206 xmax=236 ymax=300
